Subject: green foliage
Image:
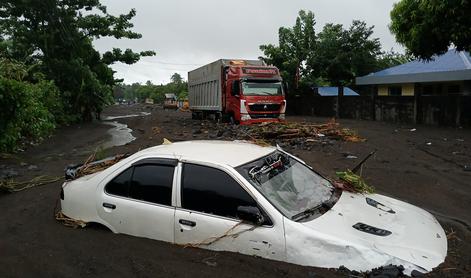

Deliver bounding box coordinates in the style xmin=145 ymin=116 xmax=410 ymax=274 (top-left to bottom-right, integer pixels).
xmin=114 ymin=73 xmax=188 ymax=103
xmin=376 ymin=50 xmax=414 ymax=69
xmin=260 ymin=10 xmax=406 ymax=91
xmin=307 ymin=21 xmax=382 ymax=86
xmin=0 ymin=59 xmax=61 ymax=151
xmin=0 ymin=0 xmax=155 ymax=122
xmin=390 ymin=0 xmax=471 ymax=59
xmin=260 ymin=10 xmax=316 ymax=88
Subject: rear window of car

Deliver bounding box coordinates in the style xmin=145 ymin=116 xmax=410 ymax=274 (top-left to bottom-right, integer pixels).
xmin=130 ymin=164 xmax=174 ymax=206
xmin=105 ymin=163 xmax=175 ymax=206
xmin=181 ymin=163 xmax=257 ymax=219
xmin=105 ymin=167 xmax=133 ymax=197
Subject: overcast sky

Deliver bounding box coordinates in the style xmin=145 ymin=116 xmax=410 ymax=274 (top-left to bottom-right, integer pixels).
xmin=93 ymin=0 xmax=402 ymax=84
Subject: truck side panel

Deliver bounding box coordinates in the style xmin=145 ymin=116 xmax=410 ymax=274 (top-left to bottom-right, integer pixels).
xmin=188 ymin=60 xmax=223 ymax=112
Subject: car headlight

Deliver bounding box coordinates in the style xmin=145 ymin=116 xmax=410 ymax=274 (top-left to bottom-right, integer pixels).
xmin=241 ymin=114 xmax=251 ymax=121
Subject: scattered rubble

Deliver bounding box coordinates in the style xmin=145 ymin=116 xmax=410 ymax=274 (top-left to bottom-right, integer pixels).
xmin=239 ymin=119 xmax=365 ymax=144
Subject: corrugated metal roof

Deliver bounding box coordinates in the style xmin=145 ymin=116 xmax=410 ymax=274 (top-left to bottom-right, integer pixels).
xmin=315 ymin=87 xmax=359 ymax=96
xmin=356 ymin=49 xmax=471 ymax=85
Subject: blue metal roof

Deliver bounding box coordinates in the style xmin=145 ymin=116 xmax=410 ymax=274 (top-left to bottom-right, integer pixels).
xmin=316 ymin=87 xmax=359 ymax=96
xmin=373 ymin=49 xmax=471 ymax=76
xmin=356 ymin=49 xmax=471 ymax=85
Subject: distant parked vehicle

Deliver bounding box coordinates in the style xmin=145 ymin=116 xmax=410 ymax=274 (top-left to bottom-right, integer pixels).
xmin=188 ymin=59 xmax=287 ymax=124
xmin=163 ymin=93 xmax=178 ymax=110
xmin=60 ymin=140 xmax=446 ymax=276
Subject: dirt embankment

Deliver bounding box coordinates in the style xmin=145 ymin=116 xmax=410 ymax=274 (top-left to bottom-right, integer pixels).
xmin=0 ymin=104 xmax=470 ymax=277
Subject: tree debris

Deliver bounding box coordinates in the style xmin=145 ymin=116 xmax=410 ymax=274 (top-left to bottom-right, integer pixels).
xmin=238 ymin=118 xmax=365 ymax=146
xmin=65 ymin=153 xmax=129 ymax=180
xmin=55 ymin=211 xmax=87 ymax=228
xmin=0 ymin=175 xmax=62 ymax=193
xmin=335 ymin=170 xmax=374 ymax=194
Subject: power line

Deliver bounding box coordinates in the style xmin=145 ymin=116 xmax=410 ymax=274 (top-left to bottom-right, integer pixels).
xmin=152 ymin=60 xmax=201 ymax=66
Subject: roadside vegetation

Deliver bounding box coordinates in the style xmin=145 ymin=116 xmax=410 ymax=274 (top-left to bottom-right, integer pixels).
xmin=259 ymin=10 xmax=413 ymax=91
xmin=0 ymin=0 xmax=154 ymax=152
xmin=114 ymin=73 xmax=188 ymax=103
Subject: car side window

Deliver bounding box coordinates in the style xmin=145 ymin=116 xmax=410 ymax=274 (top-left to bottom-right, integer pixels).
xmin=130 ymin=164 xmax=174 ymax=206
xmin=181 ymin=163 xmax=257 ymax=219
xmin=105 ymin=167 xmax=133 ymax=197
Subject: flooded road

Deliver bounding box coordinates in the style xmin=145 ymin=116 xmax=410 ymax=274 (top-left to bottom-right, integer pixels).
xmin=100 ymin=121 xmax=136 ymax=149
xmin=99 ymin=111 xmax=152 ymax=149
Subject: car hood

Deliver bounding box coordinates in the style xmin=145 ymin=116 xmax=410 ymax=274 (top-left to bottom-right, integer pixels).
xmin=299 ymin=191 xmax=447 ymax=273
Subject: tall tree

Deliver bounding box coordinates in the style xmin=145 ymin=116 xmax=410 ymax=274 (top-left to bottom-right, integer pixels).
xmin=260 ymin=10 xmax=316 ymax=89
xmin=390 ymin=0 xmax=471 ymax=59
xmin=307 ymin=21 xmax=382 ymax=86
xmin=170 ymin=72 xmax=183 ymax=84
xmin=0 ymin=0 xmax=155 ymax=121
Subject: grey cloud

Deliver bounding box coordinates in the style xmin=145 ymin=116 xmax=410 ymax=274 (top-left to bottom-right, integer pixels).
xmin=94 ymin=0 xmax=402 ymax=84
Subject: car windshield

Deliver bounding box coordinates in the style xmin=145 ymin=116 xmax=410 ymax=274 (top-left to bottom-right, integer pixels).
xmin=236 ymin=151 xmax=336 ymax=220
xmin=242 ymin=81 xmax=283 ymax=96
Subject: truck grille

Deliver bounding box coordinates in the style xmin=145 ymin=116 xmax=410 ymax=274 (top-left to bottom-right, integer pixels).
xmin=249 ymin=103 xmax=281 ymax=112
xmin=249 ymin=113 xmax=280 ymax=119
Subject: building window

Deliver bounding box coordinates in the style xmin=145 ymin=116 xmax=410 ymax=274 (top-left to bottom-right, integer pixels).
xmin=388 ymin=86 xmax=402 ymax=96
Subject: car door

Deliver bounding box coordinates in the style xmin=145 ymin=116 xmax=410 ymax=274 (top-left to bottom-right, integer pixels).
xmin=97 ymin=158 xmax=177 ymax=243
xmin=174 ymin=163 xmax=285 ymax=261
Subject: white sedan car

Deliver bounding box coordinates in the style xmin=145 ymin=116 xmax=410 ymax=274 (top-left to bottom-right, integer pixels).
xmin=61 ymin=141 xmax=447 ymax=275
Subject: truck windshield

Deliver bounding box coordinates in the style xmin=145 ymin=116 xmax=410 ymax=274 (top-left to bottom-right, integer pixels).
xmin=242 ymin=81 xmax=283 ymax=96
xmin=236 ymin=151 xmax=338 ymax=220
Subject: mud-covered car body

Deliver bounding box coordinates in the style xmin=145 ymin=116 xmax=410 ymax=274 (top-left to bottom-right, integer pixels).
xmin=61 ymin=141 xmax=447 ymax=275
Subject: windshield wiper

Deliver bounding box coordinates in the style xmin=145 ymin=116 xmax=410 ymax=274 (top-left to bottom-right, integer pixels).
xmin=291 ymin=203 xmax=326 ymax=222
xmin=291 ymin=190 xmax=339 ymax=222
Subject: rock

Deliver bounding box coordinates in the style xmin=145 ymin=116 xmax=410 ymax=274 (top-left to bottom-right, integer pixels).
xmin=27 ymin=165 xmax=39 ymax=171
xmin=346 ymin=155 xmax=358 ymax=159
xmin=192 ymin=129 xmax=202 ymax=135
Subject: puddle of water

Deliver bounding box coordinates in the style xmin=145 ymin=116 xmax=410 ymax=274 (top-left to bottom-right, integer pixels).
xmin=102 ymin=112 xmax=151 ymax=121
xmin=100 ymin=121 xmax=136 ymax=149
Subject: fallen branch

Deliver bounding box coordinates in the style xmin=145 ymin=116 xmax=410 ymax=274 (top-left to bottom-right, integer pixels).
xmin=180 ymin=221 xmax=257 ymax=248
xmin=55 ymin=211 xmax=87 ymax=229
xmin=0 ymin=175 xmax=62 ymax=192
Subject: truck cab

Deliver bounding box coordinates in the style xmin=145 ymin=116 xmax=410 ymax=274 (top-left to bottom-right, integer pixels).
xmin=225 ymin=64 xmax=286 ymax=124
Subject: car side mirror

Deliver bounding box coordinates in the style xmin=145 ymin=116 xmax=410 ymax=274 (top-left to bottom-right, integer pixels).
xmin=237 ymin=206 xmax=265 ymax=225
xmin=232 ymin=80 xmax=240 ymax=97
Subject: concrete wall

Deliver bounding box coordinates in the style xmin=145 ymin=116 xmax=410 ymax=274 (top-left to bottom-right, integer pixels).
xmin=287 ymin=94 xmax=471 ymax=126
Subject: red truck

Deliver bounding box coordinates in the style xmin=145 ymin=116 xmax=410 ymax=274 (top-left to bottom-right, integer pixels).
xmin=188 ymin=59 xmax=286 ymax=124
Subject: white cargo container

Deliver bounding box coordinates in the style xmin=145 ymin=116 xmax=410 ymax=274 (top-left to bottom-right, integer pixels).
xmin=188 ymin=59 xmax=265 ymax=112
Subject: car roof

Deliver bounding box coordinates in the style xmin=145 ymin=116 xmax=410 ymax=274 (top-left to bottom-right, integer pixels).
xmin=137 ymin=140 xmax=276 ymax=167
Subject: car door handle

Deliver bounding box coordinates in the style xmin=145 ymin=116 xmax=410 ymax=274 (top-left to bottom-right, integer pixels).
xmin=179 ymin=219 xmax=196 ymax=227
xmin=103 ymin=202 xmax=116 ymax=209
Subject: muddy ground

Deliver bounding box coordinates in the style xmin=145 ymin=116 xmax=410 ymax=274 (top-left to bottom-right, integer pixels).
xmin=1 ymin=104 xmax=470 ymax=277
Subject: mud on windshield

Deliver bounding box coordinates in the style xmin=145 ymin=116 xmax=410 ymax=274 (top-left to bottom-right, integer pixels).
xmin=236 ymin=151 xmax=340 ymax=221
